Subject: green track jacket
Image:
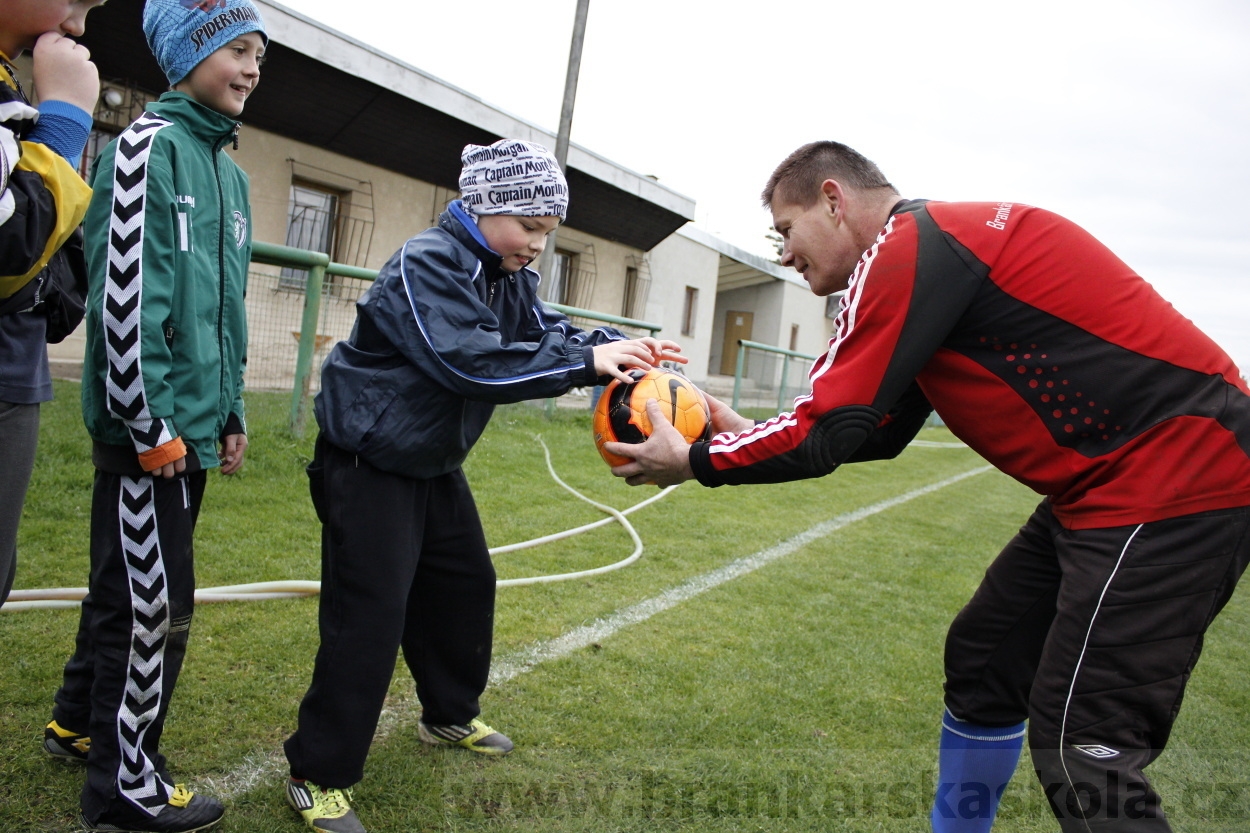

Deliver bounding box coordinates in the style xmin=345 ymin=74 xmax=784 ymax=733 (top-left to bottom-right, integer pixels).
xmin=81 ymin=92 xmax=250 ymax=474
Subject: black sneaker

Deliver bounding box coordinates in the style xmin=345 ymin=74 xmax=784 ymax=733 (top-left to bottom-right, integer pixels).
xmin=45 ymin=720 xmax=90 ymax=762
xmin=418 ymin=718 xmax=513 ymax=755
xmin=79 ymin=785 xmax=224 ymax=832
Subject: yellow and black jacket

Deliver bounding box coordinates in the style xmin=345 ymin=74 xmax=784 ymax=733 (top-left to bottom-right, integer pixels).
xmin=0 ymin=55 xmax=90 ymax=304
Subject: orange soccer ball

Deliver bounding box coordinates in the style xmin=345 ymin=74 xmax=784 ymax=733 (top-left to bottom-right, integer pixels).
xmin=593 ymin=368 xmax=712 ymax=467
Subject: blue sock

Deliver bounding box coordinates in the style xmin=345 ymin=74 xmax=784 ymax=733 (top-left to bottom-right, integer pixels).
xmin=930 ymin=709 xmax=1025 ymax=833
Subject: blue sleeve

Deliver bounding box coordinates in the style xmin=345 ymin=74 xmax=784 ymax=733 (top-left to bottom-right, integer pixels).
xmin=27 ymin=101 xmax=92 ymax=170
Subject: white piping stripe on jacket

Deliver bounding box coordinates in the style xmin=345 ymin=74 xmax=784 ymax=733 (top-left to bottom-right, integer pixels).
xmin=709 ymin=215 xmax=899 ymax=457
xmin=397 ymin=238 xmax=586 ymax=386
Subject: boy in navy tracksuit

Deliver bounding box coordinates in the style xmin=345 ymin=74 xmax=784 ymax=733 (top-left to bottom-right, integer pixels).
xmin=283 ymin=138 xmax=685 ymax=833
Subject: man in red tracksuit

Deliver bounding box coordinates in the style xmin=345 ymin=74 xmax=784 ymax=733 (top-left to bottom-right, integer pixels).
xmin=607 ymin=141 xmax=1250 ymax=832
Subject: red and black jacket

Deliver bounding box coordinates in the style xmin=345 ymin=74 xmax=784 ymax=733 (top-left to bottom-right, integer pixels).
xmin=692 ymin=200 xmax=1250 ymax=530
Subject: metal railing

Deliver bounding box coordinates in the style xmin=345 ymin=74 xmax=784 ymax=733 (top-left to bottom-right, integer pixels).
xmin=250 ymin=241 xmax=662 ymax=435
xmin=732 ymin=339 xmax=817 ymax=413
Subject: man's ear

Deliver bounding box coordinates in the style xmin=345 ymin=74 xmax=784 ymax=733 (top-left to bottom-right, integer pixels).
xmin=820 ymin=178 xmax=845 ymax=221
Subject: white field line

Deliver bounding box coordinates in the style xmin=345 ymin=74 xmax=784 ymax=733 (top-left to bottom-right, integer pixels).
xmin=489 ymin=464 xmax=992 ymax=685
xmin=203 ymin=464 xmax=993 ymax=799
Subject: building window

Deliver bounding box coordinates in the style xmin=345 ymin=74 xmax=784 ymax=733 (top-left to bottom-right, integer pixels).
xmin=280 ymin=182 xmax=343 ymax=289
xmin=541 ymin=249 xmax=577 ymax=306
xmin=623 ymin=266 xmax=640 ymax=319
xmin=621 ymin=255 xmax=652 ymax=321
xmin=681 ymin=286 xmax=698 ymax=337
xmin=789 ymin=324 xmax=800 ymax=351
xmin=277 ymin=161 xmax=376 ymax=291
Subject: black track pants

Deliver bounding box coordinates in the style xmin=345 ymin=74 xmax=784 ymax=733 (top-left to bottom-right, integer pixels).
xmin=52 ymin=470 xmax=205 ymax=822
xmin=0 ymin=400 xmax=39 ymax=606
xmin=284 ymin=439 xmax=497 ymax=788
xmin=943 ymin=500 xmax=1250 ymax=832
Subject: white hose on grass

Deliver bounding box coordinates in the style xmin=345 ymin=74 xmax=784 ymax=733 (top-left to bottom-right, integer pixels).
xmin=3 ymin=436 xmax=676 ymax=611
xmin=495 ymin=436 xmax=678 ymax=586
xmin=3 ymin=432 xmax=970 ymax=611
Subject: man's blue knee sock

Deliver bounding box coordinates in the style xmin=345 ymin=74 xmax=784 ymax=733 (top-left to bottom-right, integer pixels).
xmin=930 ymin=709 xmax=1025 ymax=832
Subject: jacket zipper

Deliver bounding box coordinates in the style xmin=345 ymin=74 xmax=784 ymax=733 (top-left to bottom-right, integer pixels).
xmin=214 ymin=129 xmax=234 ymax=437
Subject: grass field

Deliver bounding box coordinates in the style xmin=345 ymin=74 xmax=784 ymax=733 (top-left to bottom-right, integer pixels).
xmin=1 ymin=381 xmax=1247 ymax=831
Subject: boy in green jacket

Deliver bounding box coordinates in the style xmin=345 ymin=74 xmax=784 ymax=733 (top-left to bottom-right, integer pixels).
xmin=45 ymin=1 xmax=265 ymax=830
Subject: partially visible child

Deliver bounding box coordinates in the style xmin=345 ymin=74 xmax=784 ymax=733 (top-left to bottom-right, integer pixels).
xmin=44 ymin=1 xmax=265 ymax=831
xmin=283 ymin=138 xmax=685 ymax=833
xmin=0 ymin=0 xmax=104 ymax=608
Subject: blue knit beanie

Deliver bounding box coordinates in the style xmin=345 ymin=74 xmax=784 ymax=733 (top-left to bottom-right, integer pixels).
xmin=143 ymin=0 xmax=268 ymax=86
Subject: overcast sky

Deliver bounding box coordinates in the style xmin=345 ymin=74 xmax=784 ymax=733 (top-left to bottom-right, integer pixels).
xmin=277 ymin=0 xmax=1250 ymax=370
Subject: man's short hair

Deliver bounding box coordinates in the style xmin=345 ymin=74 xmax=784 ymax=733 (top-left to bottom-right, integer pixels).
xmin=761 ymin=141 xmax=896 ymax=209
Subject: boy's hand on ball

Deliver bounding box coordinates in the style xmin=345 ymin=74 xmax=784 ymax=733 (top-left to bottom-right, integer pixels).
xmin=593 ymin=340 xmax=671 ymax=383
xmin=608 ymin=400 xmax=696 ymax=487
xmin=636 ymin=337 xmax=688 ymax=366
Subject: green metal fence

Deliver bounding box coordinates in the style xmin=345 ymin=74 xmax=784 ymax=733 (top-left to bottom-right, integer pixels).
xmin=248 ymin=241 xmax=662 ymax=435
xmin=731 ymin=339 xmax=818 ymax=413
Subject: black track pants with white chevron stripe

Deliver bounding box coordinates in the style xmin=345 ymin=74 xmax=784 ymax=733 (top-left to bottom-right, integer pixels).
xmin=52 ymin=469 xmax=205 ymax=822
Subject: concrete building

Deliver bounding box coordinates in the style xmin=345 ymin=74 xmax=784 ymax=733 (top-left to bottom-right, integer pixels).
xmin=35 ymin=0 xmax=832 ymax=400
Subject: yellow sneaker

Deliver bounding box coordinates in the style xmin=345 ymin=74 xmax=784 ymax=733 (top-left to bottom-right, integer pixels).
xmin=286 ymin=778 xmax=366 ymax=833
xmin=418 ymin=717 xmax=513 ymax=755
xmin=44 ymin=719 xmax=90 ymax=762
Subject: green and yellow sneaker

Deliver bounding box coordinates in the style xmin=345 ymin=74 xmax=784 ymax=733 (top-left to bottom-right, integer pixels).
xmin=286 ymin=778 xmax=365 ymax=833
xmin=418 ymin=718 xmax=513 ymax=755
xmin=44 ymin=719 xmax=90 ymax=762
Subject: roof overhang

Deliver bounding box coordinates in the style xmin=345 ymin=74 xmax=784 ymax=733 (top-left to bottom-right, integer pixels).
xmin=79 ymin=0 xmax=694 ymax=251
xmin=677 ymin=225 xmax=805 ymax=292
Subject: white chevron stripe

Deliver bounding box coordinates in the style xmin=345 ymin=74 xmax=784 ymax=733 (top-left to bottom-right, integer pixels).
xmin=127 ymin=655 xmax=164 ymax=681
xmin=119 ymin=503 xmax=154 ymax=525
xmin=103 ymin=114 xmax=172 ymax=438
xmin=115 ymin=475 xmax=173 ymax=813
xmin=124 ymin=416 xmax=157 ymax=437
xmin=104 ymin=271 xmax=141 ymax=298
xmin=132 ymin=631 xmax=166 ymax=653
xmin=120 ymin=532 xmax=158 ymax=561
xmin=110 ymin=213 xmax=146 ymax=240
xmin=109 ymin=385 xmax=145 ymax=413
xmin=114 ymin=155 xmax=145 ymax=176
xmin=131 ymin=596 xmax=166 ymax=621
xmin=122 ymin=694 xmax=160 ymax=717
